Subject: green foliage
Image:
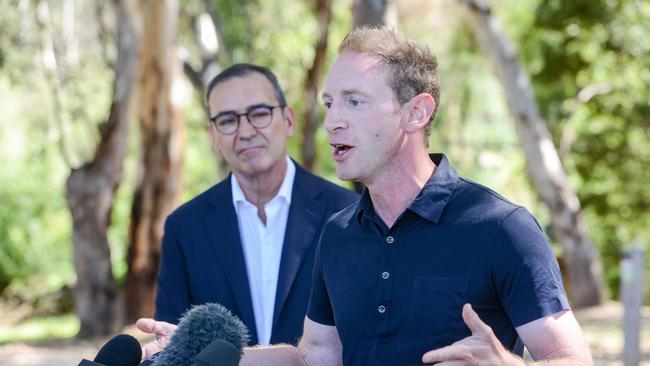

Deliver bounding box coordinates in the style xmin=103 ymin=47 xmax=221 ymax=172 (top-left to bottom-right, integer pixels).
xmin=181 ymin=0 xmax=355 ymax=185
xmin=2 ymin=0 xmax=649 ymax=329
xmin=503 ymin=0 xmax=650 ymax=299
xmin=0 ymin=314 xmax=78 ymax=345
xmin=0 ymin=77 xmax=74 ymax=298
xmin=211 ymin=0 xmax=259 ymax=62
xmin=0 ymin=0 xmax=117 ymax=302
xmin=396 ymin=2 xmax=546 ymax=219
xmin=179 ymin=99 xmax=221 ymax=200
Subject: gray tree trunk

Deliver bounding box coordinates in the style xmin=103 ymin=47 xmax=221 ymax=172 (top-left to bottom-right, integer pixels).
xmin=65 ymin=0 xmax=141 ymax=337
xmin=350 ymin=0 xmax=395 ymax=193
xmin=125 ymin=0 xmax=184 ymax=323
xmin=462 ymin=0 xmax=604 ymax=308
xmin=352 ymin=0 xmax=396 ymax=29
xmin=301 ymin=0 xmax=332 ymax=171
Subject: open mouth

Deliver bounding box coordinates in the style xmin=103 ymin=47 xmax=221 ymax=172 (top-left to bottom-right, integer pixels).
xmin=333 ymin=144 xmax=353 ymax=156
xmin=331 ymin=143 xmax=354 ymax=161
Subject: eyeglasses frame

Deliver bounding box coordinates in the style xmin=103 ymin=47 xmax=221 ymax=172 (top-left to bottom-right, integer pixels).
xmin=209 ymin=104 xmax=286 ymax=135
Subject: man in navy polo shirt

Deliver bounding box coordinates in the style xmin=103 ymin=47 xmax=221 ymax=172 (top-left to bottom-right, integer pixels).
xmin=139 ymin=27 xmax=593 ymax=365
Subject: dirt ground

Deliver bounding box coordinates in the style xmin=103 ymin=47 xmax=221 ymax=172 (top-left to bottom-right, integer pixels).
xmin=0 ymin=301 xmax=648 ymax=366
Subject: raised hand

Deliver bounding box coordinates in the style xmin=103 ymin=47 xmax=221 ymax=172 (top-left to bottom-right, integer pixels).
xmin=136 ymin=318 xmax=178 ymax=360
xmin=421 ymin=304 xmax=522 ymax=366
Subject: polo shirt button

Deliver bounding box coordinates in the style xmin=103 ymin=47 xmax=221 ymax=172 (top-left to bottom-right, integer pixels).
xmin=378 ymin=305 xmax=386 ymax=313
xmin=381 ymin=271 xmax=390 ymax=279
xmin=386 ymin=236 xmax=394 ymax=244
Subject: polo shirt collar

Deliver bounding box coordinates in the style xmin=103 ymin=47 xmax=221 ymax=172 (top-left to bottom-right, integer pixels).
xmin=354 ymin=153 xmax=459 ymax=225
xmin=410 ymin=153 xmax=459 ymax=223
xmin=354 ymin=189 xmax=373 ymax=223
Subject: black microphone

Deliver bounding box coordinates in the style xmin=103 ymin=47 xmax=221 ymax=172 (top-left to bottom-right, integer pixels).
xmin=192 ymin=339 xmax=241 ymax=366
xmin=78 ymin=333 xmax=142 ymax=366
xmin=144 ymin=339 xmax=241 ymax=366
xmin=138 ymin=352 xmax=160 ymax=366
xmin=152 ymin=303 xmax=249 ymax=366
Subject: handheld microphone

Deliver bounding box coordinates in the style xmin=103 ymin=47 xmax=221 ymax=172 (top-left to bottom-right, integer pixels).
xmin=152 ymin=303 xmax=249 ymax=366
xmin=78 ymin=333 xmax=142 ymax=366
xmin=192 ymin=339 xmax=241 ymax=366
xmin=138 ymin=352 xmax=160 ymax=366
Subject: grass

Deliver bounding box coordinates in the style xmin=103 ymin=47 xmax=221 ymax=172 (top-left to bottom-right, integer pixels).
xmin=0 ymin=314 xmax=79 ymax=345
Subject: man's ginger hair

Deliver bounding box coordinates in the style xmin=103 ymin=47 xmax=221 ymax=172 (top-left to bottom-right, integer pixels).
xmin=339 ymin=26 xmax=441 ymax=138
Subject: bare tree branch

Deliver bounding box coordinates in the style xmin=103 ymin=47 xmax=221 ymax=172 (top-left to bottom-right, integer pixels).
xmin=35 ymin=0 xmax=74 ymax=168
xmin=95 ymin=0 xmax=117 ymax=70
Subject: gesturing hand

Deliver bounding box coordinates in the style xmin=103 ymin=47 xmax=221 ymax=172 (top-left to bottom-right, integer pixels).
xmin=136 ymin=318 xmax=178 ymax=360
xmin=421 ymin=304 xmax=523 ymax=366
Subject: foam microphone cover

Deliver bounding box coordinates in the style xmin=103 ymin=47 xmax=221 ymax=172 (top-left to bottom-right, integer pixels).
xmin=78 ymin=333 xmax=142 ymax=366
xmin=153 ymin=303 xmax=249 ymax=366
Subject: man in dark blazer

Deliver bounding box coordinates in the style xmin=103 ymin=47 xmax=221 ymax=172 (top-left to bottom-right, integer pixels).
xmin=153 ymin=64 xmax=358 ymax=346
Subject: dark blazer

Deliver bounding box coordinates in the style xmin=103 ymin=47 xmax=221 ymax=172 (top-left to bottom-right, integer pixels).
xmin=154 ymin=162 xmax=359 ymax=345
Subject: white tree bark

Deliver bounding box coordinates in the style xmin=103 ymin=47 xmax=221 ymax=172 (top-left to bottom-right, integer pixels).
xmin=125 ymin=0 xmax=184 ymax=322
xmin=461 ymin=0 xmax=604 ymax=308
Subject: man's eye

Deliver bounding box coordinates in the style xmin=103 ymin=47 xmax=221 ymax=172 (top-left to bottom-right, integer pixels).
xmin=348 ymin=99 xmax=360 ymax=107
xmin=249 ymin=108 xmax=271 ymax=119
xmin=217 ymin=116 xmax=237 ymax=126
xmin=323 ymin=101 xmax=332 ymax=109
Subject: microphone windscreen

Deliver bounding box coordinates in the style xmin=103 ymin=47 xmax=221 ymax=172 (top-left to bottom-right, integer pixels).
xmin=139 ymin=351 xmax=160 ymax=366
xmin=153 ymin=303 xmax=249 ymax=366
xmin=192 ymin=339 xmax=241 ymax=366
xmin=94 ymin=333 xmax=142 ymax=366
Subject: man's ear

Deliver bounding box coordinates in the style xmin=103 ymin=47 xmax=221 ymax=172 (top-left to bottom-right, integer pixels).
xmin=283 ymin=106 xmax=297 ymax=137
xmin=403 ymin=93 xmax=436 ymax=133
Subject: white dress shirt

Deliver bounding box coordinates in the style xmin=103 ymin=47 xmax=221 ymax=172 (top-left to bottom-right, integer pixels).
xmin=231 ymin=156 xmax=295 ymax=345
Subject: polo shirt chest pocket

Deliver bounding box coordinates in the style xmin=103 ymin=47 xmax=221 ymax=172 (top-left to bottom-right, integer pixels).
xmin=408 ymin=276 xmax=470 ymax=337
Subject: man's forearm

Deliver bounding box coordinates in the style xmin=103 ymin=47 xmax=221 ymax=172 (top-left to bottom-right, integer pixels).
xmin=511 ymin=352 xmax=592 ymax=366
xmin=526 ymin=357 xmax=593 ymax=366
xmin=240 ymin=344 xmax=307 ymax=366
xmin=524 ymin=345 xmax=594 ymax=366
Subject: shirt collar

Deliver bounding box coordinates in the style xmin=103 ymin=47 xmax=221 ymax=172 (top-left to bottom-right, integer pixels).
xmin=231 ymin=156 xmax=295 ymax=211
xmin=354 ymin=153 xmax=459 ymax=225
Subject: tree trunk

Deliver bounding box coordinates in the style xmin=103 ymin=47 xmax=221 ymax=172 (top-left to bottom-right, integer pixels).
xmin=301 ymin=0 xmax=332 ymax=172
xmin=461 ymin=0 xmax=604 ymax=308
xmin=35 ymin=0 xmax=73 ymax=167
xmin=125 ymin=0 xmax=184 ymax=323
xmin=181 ymin=3 xmax=230 ymax=176
xmin=65 ymin=0 xmax=141 ymax=337
xmin=352 ymin=0 xmax=396 ymax=29
xmin=350 ymin=0 xmax=395 ymax=193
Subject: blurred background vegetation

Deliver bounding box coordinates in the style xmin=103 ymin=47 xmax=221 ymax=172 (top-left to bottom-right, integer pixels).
xmin=0 ymin=0 xmax=648 ymax=342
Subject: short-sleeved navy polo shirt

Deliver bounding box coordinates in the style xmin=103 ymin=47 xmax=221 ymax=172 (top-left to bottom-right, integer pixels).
xmin=307 ymin=154 xmax=570 ymax=366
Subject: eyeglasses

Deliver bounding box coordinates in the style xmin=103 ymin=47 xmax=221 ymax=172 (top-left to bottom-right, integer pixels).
xmin=209 ymin=104 xmax=285 ymax=135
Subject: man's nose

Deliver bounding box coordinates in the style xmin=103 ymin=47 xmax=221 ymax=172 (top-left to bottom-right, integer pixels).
xmin=324 ymin=105 xmax=346 ymax=133
xmin=237 ymin=115 xmax=257 ymax=138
